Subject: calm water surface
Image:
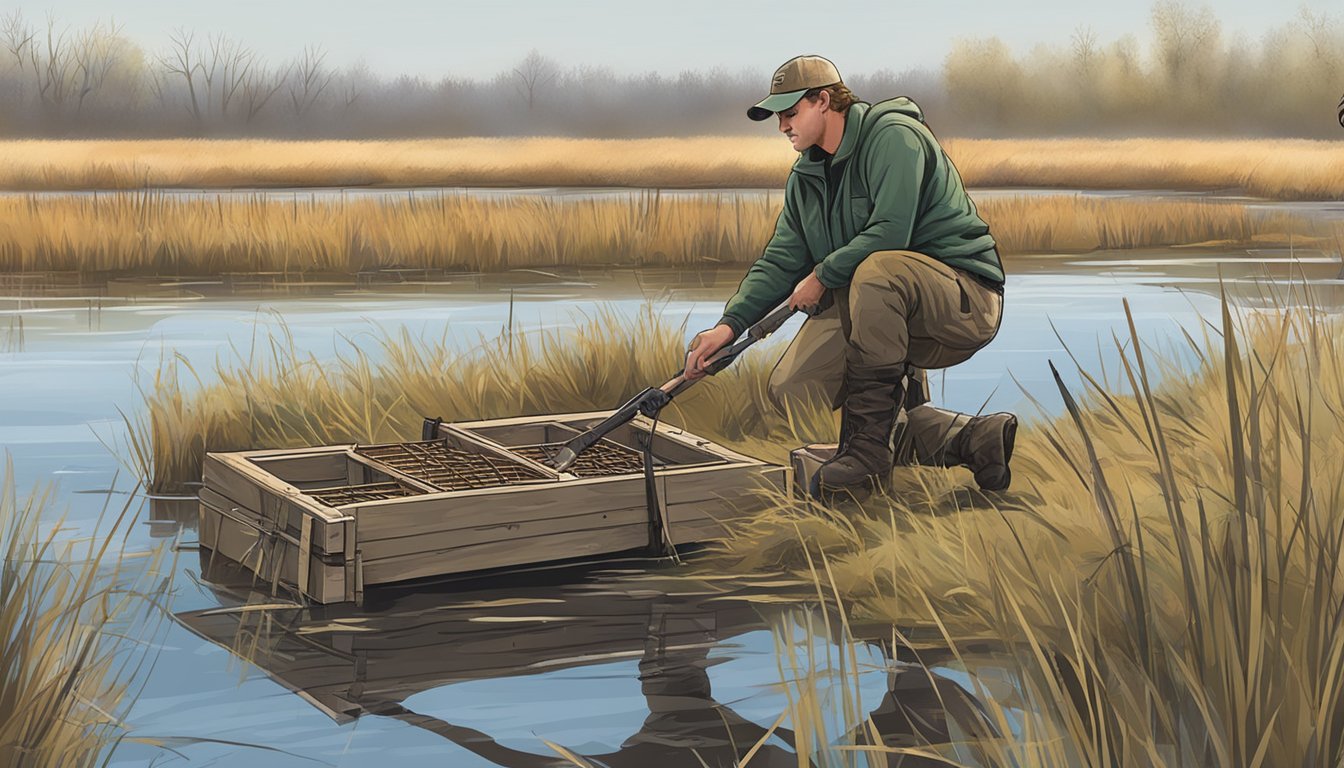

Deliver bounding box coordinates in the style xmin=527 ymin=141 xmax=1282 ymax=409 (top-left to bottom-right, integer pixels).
xmin=1 ymin=199 xmax=1341 ymax=765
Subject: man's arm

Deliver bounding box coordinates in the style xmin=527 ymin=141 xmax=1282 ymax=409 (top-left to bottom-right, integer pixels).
xmin=718 ymin=181 xmax=813 ymax=336
xmin=814 ymin=125 xmax=926 ymax=289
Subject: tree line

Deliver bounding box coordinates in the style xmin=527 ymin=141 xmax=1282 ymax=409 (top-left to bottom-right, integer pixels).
xmin=0 ymin=2 xmax=1340 ymax=139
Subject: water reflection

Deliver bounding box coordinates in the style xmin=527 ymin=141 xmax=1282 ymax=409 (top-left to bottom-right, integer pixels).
xmin=176 ymin=559 xmax=992 ymax=766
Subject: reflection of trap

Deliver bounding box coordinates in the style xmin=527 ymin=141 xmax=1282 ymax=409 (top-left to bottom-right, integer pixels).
xmin=198 ymin=412 xmax=787 ymax=604
xmin=355 ymin=441 xmax=550 ymax=490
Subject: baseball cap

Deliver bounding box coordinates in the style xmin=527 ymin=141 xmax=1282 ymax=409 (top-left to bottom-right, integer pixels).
xmin=747 ymin=55 xmax=843 ymax=121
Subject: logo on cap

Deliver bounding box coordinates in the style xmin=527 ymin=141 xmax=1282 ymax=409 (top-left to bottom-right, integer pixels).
xmin=773 ymin=71 xmax=787 ymax=89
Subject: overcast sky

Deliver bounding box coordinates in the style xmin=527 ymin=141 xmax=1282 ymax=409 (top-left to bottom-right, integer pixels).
xmin=16 ymin=0 xmax=1340 ymax=80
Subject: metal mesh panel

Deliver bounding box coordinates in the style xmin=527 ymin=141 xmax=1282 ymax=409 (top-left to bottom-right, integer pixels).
xmin=307 ymin=481 xmax=418 ymax=506
xmin=514 ymin=439 xmax=648 ymax=477
xmin=356 ymin=440 xmax=550 ymax=491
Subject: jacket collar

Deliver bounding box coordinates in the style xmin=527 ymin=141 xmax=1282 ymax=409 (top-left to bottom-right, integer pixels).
xmin=792 ymin=102 xmax=869 ymax=179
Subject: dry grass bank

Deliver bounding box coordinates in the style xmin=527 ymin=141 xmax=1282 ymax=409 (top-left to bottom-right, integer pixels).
xmin=0 ymin=193 xmax=1327 ymax=275
xmin=2 ymin=137 xmax=1343 ymax=200
xmin=720 ymin=292 xmax=1344 ymax=766
xmin=134 ymin=291 xmax=1344 ymax=766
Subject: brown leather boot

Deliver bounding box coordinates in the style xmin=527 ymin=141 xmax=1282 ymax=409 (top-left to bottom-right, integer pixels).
xmin=814 ymin=364 xmax=907 ymax=499
xmin=947 ymin=412 xmax=1018 ymax=491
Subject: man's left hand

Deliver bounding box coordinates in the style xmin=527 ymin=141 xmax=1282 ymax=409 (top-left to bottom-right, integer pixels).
xmin=788 ymin=272 xmax=827 ymax=312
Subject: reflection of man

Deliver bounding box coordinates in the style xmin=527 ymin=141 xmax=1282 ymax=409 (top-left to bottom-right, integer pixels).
xmin=369 ymin=602 xmax=993 ymax=767
xmin=684 ymin=55 xmax=1017 ymax=497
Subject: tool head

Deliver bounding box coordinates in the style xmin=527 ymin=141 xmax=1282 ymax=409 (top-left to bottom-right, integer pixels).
xmin=549 ymin=446 xmax=578 ymax=473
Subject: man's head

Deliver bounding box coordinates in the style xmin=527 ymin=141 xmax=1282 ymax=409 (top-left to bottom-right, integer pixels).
xmin=749 ymin=55 xmax=858 ymax=152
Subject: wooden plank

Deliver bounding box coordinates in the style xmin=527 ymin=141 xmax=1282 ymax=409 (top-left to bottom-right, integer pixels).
xmin=298 ymin=517 xmax=312 ymax=600
xmin=359 ymin=504 xmax=652 ymax=562
xmin=211 ymin=452 xmax=350 ymax=524
xmin=249 ymin=450 xmax=351 ymax=486
xmin=458 ymin=420 xmax=581 ymax=447
xmin=348 ymin=474 xmax=651 ymax=542
xmin=360 ymin=522 xmax=650 ymax=585
xmin=233 ymin=443 xmax=359 ymax=459
xmin=344 ymin=518 xmax=357 ymax=604
xmin=200 ymin=494 xmax=346 ymax=603
xmin=202 ymin=453 xmax=265 ymax=518
xmin=438 ymin=424 xmax=563 ymax=480
xmin=344 ymin=451 xmax=442 ymax=494
xmin=200 ymin=486 xmax=347 ymax=557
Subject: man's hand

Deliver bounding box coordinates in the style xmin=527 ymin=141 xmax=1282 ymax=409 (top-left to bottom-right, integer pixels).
xmin=788 ymin=272 xmax=826 ymax=312
xmin=684 ymin=324 xmax=736 ymax=381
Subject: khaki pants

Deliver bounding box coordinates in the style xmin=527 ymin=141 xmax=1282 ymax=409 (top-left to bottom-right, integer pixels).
xmin=767 ymin=250 xmax=1004 ymax=464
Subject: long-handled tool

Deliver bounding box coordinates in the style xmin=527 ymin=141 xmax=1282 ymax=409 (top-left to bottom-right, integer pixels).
xmin=549 ymin=300 xmax=805 ymax=474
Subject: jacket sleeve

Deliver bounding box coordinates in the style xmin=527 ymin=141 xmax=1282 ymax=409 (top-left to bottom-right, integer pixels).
xmin=814 ymin=125 xmax=926 ymax=289
xmin=718 ymin=181 xmax=813 ymax=336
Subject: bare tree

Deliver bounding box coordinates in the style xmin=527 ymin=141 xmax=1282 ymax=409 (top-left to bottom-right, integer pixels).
xmin=1150 ymin=0 xmax=1220 ymax=82
xmin=288 ymin=45 xmax=332 ymax=116
xmin=71 ymin=21 xmax=124 ymax=113
xmin=1297 ymin=5 xmax=1339 ymax=69
xmin=0 ymin=11 xmax=35 ymax=105
xmin=512 ymin=49 xmax=557 ymax=111
xmin=159 ymin=28 xmax=203 ymax=122
xmin=241 ymin=62 xmax=290 ymax=123
xmin=1070 ymin=25 xmax=1099 ymax=74
xmin=202 ymin=33 xmax=258 ymax=121
xmin=31 ymin=16 xmax=80 ymax=113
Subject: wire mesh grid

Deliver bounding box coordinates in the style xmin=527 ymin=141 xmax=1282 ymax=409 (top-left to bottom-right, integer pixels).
xmin=355 ymin=440 xmax=551 ymax=491
xmin=307 ymin=481 xmax=419 ymax=507
xmin=513 ymin=439 xmax=650 ymax=477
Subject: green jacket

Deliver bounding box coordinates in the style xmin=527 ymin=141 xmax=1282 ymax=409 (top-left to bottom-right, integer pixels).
xmin=719 ymin=98 xmax=1003 ymax=336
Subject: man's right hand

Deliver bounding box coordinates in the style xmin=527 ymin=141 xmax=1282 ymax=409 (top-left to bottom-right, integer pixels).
xmin=683 ymin=324 xmax=736 ymax=381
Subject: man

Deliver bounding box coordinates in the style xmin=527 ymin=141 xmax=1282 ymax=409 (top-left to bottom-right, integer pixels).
xmin=684 ymin=55 xmax=1016 ymax=497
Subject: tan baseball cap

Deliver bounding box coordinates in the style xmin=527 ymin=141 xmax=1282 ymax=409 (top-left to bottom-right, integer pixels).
xmin=747 ymin=55 xmax=842 ymax=121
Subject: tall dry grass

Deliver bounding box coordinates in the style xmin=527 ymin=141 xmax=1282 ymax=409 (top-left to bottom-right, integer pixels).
xmin=0 ymin=192 xmax=1325 ymax=275
xmin=2 ymin=137 xmax=1342 ymax=200
xmin=719 ymin=285 xmax=1344 ymax=766
xmin=126 ymin=306 xmax=834 ymax=495
xmin=0 ymin=470 xmax=171 ymax=766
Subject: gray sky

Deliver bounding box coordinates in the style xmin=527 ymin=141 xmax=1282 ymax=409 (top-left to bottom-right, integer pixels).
xmin=19 ymin=0 xmax=1341 ymax=80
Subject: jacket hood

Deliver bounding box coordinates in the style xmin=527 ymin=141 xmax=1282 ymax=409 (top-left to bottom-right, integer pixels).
xmin=793 ymin=97 xmax=924 ymax=176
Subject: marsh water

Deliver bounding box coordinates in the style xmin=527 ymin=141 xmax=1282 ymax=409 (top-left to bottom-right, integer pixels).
xmin=2 ymin=190 xmax=1342 ymax=765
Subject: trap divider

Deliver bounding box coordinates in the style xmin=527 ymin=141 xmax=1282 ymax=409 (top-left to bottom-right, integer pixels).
xmin=353 ymin=425 xmax=564 ymax=492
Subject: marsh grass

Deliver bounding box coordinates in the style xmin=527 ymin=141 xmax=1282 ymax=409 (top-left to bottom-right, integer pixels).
xmin=2 ymin=137 xmax=1344 ymax=200
xmin=136 ymin=284 xmax=1344 ymax=765
xmin=0 ymin=192 xmax=1328 ymax=275
xmin=718 ymin=283 xmax=1344 ymax=766
xmin=127 ymin=305 xmax=837 ymax=494
xmin=0 ymin=470 xmax=171 ymax=766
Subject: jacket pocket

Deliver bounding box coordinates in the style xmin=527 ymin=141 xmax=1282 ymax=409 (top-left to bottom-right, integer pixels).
xmin=849 ymin=196 xmax=873 ymax=230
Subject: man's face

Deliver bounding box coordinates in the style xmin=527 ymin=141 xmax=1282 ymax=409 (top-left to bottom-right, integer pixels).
xmin=776 ymin=93 xmax=827 ymax=151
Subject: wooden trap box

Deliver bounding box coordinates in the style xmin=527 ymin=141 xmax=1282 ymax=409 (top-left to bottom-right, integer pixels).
xmin=199 ymin=412 xmax=786 ymax=604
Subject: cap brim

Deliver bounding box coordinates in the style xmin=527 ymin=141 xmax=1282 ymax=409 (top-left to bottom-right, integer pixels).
xmin=746 ymin=89 xmax=809 ymax=121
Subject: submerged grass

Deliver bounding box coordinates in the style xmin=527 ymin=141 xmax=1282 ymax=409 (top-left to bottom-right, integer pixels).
xmin=136 ymin=282 xmax=1344 ymax=765
xmin=2 ymin=137 xmax=1343 ymax=200
xmin=0 ymin=470 xmax=171 ymax=766
xmin=0 ymin=192 xmax=1329 ymax=275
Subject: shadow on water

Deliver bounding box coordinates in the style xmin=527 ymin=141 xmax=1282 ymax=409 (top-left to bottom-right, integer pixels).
xmin=175 ymin=554 xmax=994 ymax=767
